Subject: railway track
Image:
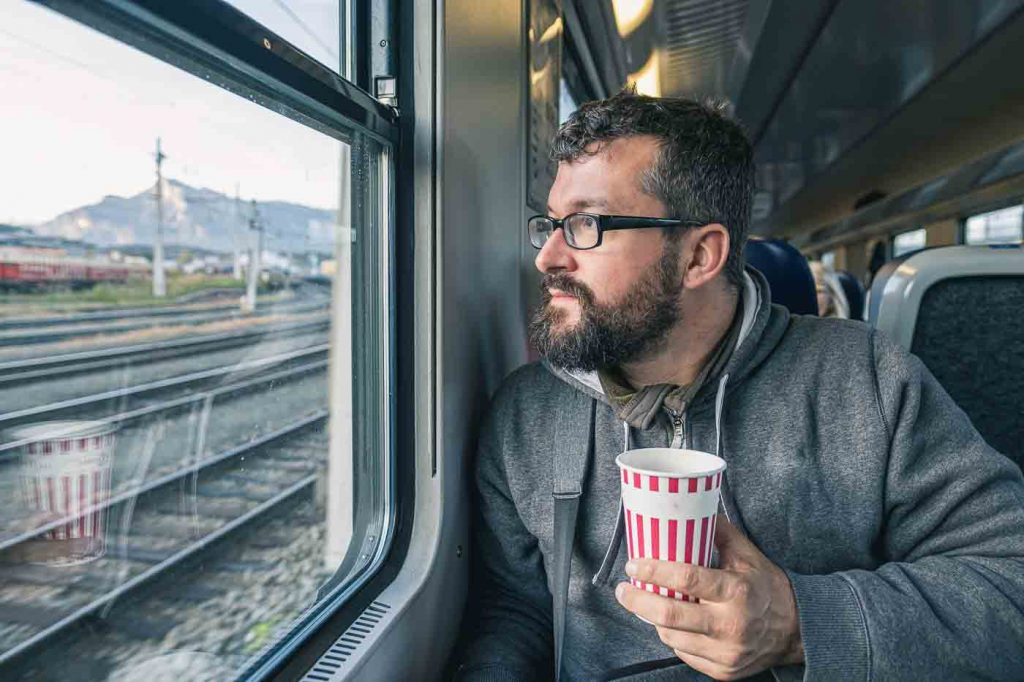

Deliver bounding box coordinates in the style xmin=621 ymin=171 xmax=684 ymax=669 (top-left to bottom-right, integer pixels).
xmin=0 ymin=298 xmax=329 ymax=348
xmin=0 ymin=344 xmax=328 ymax=436
xmin=0 ymin=300 xmax=246 ymax=330
xmin=0 ymin=301 xmax=335 ymax=675
xmin=0 ymin=317 xmax=329 ymax=386
xmin=0 ymin=284 xmax=329 ymax=330
xmin=0 ymin=411 xmax=329 ymax=667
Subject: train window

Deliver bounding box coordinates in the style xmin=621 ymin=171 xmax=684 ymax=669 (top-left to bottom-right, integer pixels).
xmin=964 ymin=205 xmax=1024 ymax=245
xmin=0 ymin=3 xmax=392 ymax=680
xmin=222 ymin=0 xmax=344 ymax=74
xmin=892 ymin=227 xmax=927 ymax=256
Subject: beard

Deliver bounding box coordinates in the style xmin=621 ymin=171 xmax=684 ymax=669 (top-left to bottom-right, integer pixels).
xmin=529 ymin=240 xmax=684 ymax=371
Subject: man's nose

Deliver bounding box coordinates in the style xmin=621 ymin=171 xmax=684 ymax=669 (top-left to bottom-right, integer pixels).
xmin=534 ymin=227 xmax=577 ymax=274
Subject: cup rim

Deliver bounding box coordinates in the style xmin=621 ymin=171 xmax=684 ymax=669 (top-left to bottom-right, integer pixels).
xmin=615 ymin=447 xmax=726 ymax=479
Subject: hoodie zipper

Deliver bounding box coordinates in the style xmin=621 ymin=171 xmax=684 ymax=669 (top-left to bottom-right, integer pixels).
xmin=668 ymin=408 xmax=685 ymax=449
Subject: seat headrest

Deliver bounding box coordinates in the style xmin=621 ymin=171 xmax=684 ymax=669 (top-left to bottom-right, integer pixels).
xmin=867 ymin=249 xmax=924 ymax=324
xmin=744 ymin=239 xmax=818 ymax=316
xmin=836 ymin=271 xmax=866 ymax=321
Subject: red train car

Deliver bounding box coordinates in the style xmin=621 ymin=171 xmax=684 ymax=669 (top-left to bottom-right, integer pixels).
xmin=0 ymin=247 xmax=148 ymax=290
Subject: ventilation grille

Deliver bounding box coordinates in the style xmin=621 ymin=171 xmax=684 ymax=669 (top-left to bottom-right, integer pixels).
xmin=664 ymin=0 xmax=750 ymax=97
xmin=301 ymin=601 xmax=393 ymax=681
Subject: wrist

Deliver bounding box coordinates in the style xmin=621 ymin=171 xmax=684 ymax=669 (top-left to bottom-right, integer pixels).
xmin=781 ymin=621 xmax=805 ymax=666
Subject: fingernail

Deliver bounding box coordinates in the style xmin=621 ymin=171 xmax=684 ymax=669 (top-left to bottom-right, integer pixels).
xmin=625 ymin=560 xmax=637 ymax=577
xmin=615 ymin=583 xmax=625 ymax=601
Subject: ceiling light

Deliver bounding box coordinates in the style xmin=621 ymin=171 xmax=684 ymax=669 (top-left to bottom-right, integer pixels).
xmin=612 ymin=0 xmax=654 ymax=37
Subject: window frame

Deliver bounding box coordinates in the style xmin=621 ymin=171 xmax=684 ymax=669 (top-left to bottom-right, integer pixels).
xmin=891 ymin=226 xmax=928 ymax=257
xmin=39 ymin=0 xmax=399 ymax=146
xmin=25 ymin=0 xmax=415 ymax=679
xmin=960 ymin=203 xmax=1024 ymax=246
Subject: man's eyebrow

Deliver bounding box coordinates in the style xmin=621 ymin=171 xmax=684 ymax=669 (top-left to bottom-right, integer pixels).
xmin=547 ymin=198 xmax=610 ymax=215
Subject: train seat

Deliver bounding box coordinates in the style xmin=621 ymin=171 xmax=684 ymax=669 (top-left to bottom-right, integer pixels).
xmin=836 ymin=270 xmax=866 ymax=321
xmin=866 ymin=252 xmax=919 ymax=325
xmin=871 ymin=245 xmax=1024 ymax=468
xmin=744 ymin=238 xmax=818 ymax=315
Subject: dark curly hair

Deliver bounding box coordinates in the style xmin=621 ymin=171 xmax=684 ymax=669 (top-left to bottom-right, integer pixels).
xmin=551 ymin=88 xmax=753 ymax=290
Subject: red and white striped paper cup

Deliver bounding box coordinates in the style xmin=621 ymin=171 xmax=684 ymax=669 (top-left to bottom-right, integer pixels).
xmin=10 ymin=420 xmax=116 ymax=566
xmin=616 ymin=448 xmax=725 ymax=603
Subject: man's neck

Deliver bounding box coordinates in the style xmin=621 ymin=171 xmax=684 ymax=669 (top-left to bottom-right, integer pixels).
xmin=618 ymin=284 xmax=740 ymax=388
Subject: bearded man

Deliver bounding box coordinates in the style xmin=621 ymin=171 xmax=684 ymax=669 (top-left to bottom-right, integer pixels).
xmin=453 ymin=91 xmax=1024 ymax=681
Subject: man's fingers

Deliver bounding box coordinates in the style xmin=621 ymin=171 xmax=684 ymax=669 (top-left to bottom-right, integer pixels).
xmin=714 ymin=517 xmax=759 ymax=566
xmin=672 ymin=648 xmax=748 ymax=682
xmin=653 ymin=627 xmax=715 ymax=656
xmin=614 ymin=582 xmax=710 ymax=633
xmin=625 ymin=558 xmax=737 ymax=602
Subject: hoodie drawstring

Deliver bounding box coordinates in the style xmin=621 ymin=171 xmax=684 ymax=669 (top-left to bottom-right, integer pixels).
xmin=591 ymin=423 xmax=632 ymax=586
xmin=713 ymin=374 xmax=733 ymax=526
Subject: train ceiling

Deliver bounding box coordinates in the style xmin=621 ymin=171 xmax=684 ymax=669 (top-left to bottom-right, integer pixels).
xmin=567 ymin=0 xmax=1024 ymax=243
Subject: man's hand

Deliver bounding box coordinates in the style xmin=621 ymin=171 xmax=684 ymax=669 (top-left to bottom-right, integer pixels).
xmin=614 ymin=517 xmax=804 ymax=681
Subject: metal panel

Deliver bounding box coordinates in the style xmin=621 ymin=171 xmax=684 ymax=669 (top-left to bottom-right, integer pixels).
xmin=332 ymin=0 xmax=531 ymax=679
xmin=664 ymin=0 xmax=746 ymax=97
xmin=799 ymin=137 xmax=1024 ymax=251
xmin=662 ymin=0 xmax=767 ymax=102
xmin=755 ymin=0 xmax=1024 ymax=228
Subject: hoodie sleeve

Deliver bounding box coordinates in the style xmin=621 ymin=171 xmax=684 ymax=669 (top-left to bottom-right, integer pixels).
xmin=784 ymin=331 xmax=1024 ymax=682
xmin=453 ymin=395 xmax=554 ymax=681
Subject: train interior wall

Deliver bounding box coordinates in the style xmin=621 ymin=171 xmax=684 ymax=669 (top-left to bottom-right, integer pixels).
xmin=348 ymin=1 xmax=531 ymax=678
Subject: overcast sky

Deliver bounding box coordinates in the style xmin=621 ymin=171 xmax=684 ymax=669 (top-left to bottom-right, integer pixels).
xmin=0 ymin=0 xmax=343 ymax=225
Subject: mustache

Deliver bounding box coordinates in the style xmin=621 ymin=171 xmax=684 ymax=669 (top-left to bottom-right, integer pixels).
xmin=541 ymin=273 xmax=594 ymax=304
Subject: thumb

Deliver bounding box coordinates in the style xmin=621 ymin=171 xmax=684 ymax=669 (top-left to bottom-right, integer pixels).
xmin=713 ymin=516 xmax=760 ymax=566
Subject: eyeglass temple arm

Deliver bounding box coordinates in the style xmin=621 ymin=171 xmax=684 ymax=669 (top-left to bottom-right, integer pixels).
xmin=601 ymin=216 xmax=704 ymax=230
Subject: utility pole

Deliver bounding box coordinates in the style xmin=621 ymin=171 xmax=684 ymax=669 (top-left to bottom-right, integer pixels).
xmin=232 ymin=184 xmax=243 ymax=280
xmin=152 ymin=138 xmax=167 ymax=297
xmin=243 ymin=199 xmax=263 ymax=313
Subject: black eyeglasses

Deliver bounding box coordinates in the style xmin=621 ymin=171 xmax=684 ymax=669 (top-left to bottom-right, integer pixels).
xmin=527 ymin=212 xmax=706 ymax=250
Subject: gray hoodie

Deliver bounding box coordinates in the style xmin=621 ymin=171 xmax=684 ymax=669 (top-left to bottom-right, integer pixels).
xmin=455 ymin=269 xmax=1024 ymax=681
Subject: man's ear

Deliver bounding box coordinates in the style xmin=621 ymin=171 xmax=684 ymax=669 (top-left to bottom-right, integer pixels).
xmin=682 ymin=223 xmax=730 ymax=290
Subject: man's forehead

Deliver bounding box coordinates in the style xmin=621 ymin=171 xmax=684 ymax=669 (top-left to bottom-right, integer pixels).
xmin=547 ymin=137 xmax=662 ymax=216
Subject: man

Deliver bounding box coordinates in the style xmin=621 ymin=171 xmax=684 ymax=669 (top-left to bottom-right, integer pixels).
xmin=454 ymin=91 xmax=1024 ymax=681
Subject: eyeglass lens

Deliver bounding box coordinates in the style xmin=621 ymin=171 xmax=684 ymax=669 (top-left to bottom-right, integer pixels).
xmin=529 ymin=217 xmax=553 ymax=248
xmin=528 ymin=214 xmax=600 ymax=249
xmin=565 ymin=213 xmax=598 ymax=248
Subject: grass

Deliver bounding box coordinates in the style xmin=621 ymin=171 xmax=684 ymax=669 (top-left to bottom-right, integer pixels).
xmin=0 ymin=274 xmax=261 ymax=315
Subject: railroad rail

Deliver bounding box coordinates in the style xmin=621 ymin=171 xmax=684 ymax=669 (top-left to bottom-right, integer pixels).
xmin=0 ymin=287 xmax=329 ymax=330
xmin=0 ymin=344 xmax=328 ymax=434
xmin=0 ymin=299 xmax=328 ymax=348
xmin=0 ymin=317 xmax=329 ymax=386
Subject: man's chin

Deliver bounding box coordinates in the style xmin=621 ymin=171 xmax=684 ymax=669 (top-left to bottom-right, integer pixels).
xmin=545 ymin=321 xmax=583 ymax=341
xmin=544 ymin=304 xmax=582 ymax=328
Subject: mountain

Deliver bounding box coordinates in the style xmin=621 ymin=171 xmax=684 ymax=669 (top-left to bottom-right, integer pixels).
xmin=32 ymin=180 xmax=338 ymax=256
xmin=0 ymin=223 xmax=96 ymax=256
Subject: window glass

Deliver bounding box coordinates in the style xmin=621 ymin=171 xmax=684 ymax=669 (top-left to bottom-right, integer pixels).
xmin=0 ymin=4 xmax=388 ymax=679
xmin=964 ymin=205 xmax=1023 ymax=245
xmin=892 ymin=227 xmax=927 ymax=257
xmin=223 ymin=0 xmax=343 ymax=74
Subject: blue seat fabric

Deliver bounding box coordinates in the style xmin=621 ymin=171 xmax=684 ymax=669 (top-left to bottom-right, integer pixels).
xmin=744 ymin=239 xmax=818 ymax=316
